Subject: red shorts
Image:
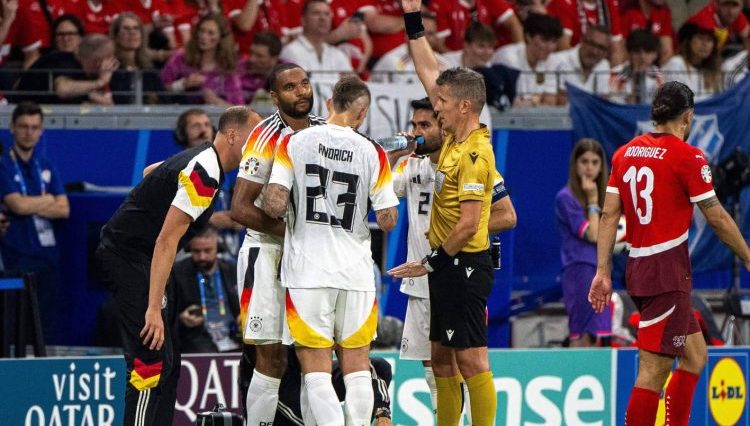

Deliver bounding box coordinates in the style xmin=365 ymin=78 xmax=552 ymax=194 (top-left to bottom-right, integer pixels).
xmin=631 ymin=291 xmax=701 ymax=357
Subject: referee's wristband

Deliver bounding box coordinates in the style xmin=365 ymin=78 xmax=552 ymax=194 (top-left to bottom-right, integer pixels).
xmin=404 ymin=11 xmax=425 ymax=40
xmin=375 ymin=407 xmax=391 ymax=419
xmin=422 ymin=246 xmax=451 ymax=273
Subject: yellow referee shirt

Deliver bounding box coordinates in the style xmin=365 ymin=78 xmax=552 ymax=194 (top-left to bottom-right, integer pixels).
xmin=428 ymin=125 xmax=495 ymax=252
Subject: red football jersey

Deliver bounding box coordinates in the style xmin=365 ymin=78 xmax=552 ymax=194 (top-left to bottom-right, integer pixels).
xmin=608 ymin=133 xmax=715 ymax=252
xmin=428 ymin=0 xmax=515 ymax=50
xmin=66 ymin=0 xmax=113 ymax=34
xmin=547 ymin=0 xmax=623 ymax=45
xmin=608 ymin=133 xmax=715 ymax=295
xmin=370 ymin=0 xmax=405 ymax=58
xmin=622 ymin=5 xmax=673 ymax=38
xmin=688 ymin=2 xmax=748 ymax=35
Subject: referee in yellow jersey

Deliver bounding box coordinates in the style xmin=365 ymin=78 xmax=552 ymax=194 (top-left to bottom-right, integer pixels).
xmin=388 ymin=0 xmax=498 ymax=425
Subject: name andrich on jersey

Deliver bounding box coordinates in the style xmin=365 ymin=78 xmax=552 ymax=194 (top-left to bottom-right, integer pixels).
xmin=318 ymin=144 xmax=354 ymax=162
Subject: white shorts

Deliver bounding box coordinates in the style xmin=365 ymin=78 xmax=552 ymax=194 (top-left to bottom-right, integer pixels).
xmin=285 ymin=288 xmax=378 ymax=349
xmin=237 ymin=242 xmax=284 ymax=344
xmin=400 ymin=296 xmax=431 ymax=360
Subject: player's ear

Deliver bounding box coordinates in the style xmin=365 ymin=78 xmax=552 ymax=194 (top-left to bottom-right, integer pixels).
xmin=326 ymin=98 xmax=333 ymax=115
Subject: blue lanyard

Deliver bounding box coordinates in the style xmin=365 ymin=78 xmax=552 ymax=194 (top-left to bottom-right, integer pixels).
xmin=197 ymin=269 xmax=226 ymax=317
xmin=9 ymin=149 xmax=46 ymax=196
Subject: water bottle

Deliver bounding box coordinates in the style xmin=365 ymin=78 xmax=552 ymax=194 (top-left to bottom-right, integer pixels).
xmin=376 ymin=135 xmax=423 ymax=152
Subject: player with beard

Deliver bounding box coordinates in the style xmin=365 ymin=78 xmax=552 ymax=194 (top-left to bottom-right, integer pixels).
xmin=388 ymin=98 xmax=516 ymax=417
xmin=229 ymin=62 xmax=327 ymax=426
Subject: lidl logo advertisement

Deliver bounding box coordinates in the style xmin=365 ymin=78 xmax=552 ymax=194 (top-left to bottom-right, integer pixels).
xmin=709 ymin=357 xmax=747 ymax=426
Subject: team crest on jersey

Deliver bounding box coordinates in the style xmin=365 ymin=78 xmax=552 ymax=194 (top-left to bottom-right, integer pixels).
xmin=701 ymin=165 xmax=713 ymax=183
xmin=636 ymin=114 xmax=725 ymax=161
xmin=243 ymin=157 xmax=260 ymax=175
xmin=401 ymin=337 xmax=408 ymax=352
xmin=248 ymin=316 xmax=263 ymax=333
xmin=435 ymin=171 xmax=446 ymax=193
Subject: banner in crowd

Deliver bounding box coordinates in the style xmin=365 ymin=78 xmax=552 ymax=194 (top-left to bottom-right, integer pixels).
xmin=568 ymin=77 xmax=750 ymax=275
xmin=309 ymin=79 xmax=492 ymax=141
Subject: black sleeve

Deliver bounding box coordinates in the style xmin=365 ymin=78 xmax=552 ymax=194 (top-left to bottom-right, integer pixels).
xmin=370 ymin=357 xmax=392 ymax=419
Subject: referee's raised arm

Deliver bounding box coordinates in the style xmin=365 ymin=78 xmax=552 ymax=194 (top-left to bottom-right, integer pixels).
xmin=401 ymin=0 xmax=439 ymax=102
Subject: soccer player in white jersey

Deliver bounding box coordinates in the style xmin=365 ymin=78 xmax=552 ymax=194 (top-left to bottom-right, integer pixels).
xmin=263 ymin=75 xmax=399 ymax=426
xmin=389 ymin=98 xmax=517 ymax=416
xmin=229 ymin=63 xmax=326 ymax=426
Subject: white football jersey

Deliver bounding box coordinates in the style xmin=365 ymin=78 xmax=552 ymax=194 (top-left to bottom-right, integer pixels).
xmin=237 ymin=112 xmax=326 ymax=245
xmin=393 ymin=155 xmax=435 ymax=298
xmin=268 ymin=124 xmax=400 ymax=290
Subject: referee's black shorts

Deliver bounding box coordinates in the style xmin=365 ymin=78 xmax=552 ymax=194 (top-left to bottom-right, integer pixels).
xmin=428 ymin=250 xmax=493 ymax=348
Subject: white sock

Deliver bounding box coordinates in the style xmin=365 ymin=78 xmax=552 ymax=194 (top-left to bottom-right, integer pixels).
xmin=424 ymin=367 xmax=438 ymax=414
xmin=245 ymin=370 xmax=281 ymax=426
xmin=461 ymin=381 xmax=472 ymax=425
xmin=300 ymin=372 xmax=317 ymax=426
xmin=343 ymin=371 xmax=374 ymax=426
xmin=304 ymin=372 xmax=344 ymax=426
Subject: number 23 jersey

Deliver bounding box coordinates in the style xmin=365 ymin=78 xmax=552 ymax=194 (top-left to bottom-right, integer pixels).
xmin=607 ymin=132 xmax=715 ymax=295
xmin=269 ymin=124 xmax=399 ymax=290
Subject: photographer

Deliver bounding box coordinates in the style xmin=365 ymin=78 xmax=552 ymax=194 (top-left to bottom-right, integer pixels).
xmin=172 ymin=225 xmax=240 ymax=353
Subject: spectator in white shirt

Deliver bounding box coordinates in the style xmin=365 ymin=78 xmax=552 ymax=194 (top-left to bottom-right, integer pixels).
xmin=279 ymin=0 xmax=353 ymax=82
xmin=443 ymin=22 xmax=496 ymax=68
xmin=370 ymin=12 xmax=449 ymax=83
xmin=662 ymin=22 xmax=721 ymax=101
xmin=552 ymin=25 xmax=612 ymax=104
xmin=492 ymin=13 xmax=562 ymax=107
xmin=609 ymin=29 xmax=665 ymax=104
xmin=723 ymin=48 xmax=748 ymax=88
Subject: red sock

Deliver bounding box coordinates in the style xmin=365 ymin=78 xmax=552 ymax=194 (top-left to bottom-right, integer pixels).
xmin=665 ymin=369 xmax=700 ymax=426
xmin=626 ymin=387 xmax=659 ymax=425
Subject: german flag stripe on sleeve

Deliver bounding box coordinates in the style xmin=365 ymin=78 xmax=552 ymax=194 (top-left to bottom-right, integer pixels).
xmin=275 ymin=134 xmax=294 ymax=171
xmin=394 ymin=158 xmax=408 ymax=174
xmin=374 ymin=145 xmax=392 ymax=191
xmin=178 ymin=162 xmax=219 ymax=207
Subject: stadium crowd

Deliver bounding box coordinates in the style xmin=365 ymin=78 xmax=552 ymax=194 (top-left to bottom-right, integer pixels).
xmin=0 ymin=0 xmax=746 ymax=106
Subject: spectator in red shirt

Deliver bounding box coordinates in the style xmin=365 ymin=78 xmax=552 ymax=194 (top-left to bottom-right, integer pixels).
xmin=512 ymin=0 xmax=547 ymax=21
xmin=328 ymin=0 xmax=375 ymax=73
xmin=64 ymin=0 xmax=112 ymax=35
xmin=173 ymin=0 xmax=259 ymax=53
xmin=0 ymin=0 xmax=18 ymax=66
xmin=547 ymin=0 xmax=627 ymax=65
xmin=687 ymin=0 xmax=750 ymax=53
xmin=367 ymin=0 xmax=407 ymax=61
xmin=622 ymin=0 xmax=674 ymax=64
xmin=428 ymin=0 xmax=523 ymax=52
xmin=12 ymin=0 xmax=53 ymax=69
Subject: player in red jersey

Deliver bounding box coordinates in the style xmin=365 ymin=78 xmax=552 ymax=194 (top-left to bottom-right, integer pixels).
xmin=589 ymin=81 xmax=750 ymax=425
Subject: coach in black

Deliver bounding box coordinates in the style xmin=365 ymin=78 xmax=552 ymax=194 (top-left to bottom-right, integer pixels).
xmin=96 ymin=106 xmax=260 ymax=426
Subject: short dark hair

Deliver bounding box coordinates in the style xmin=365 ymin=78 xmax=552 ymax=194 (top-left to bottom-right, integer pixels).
xmin=302 ymin=0 xmax=327 ymax=15
xmin=435 ymin=67 xmax=486 ymax=114
xmin=53 ymin=14 xmax=85 ymax=39
xmin=524 ymin=13 xmax=563 ymax=40
xmin=626 ymin=29 xmax=659 ymax=53
xmin=175 ymin=108 xmax=209 ymax=146
xmin=192 ymin=224 xmax=219 ymax=240
xmin=218 ymin=106 xmax=252 ymax=133
xmin=268 ymin=63 xmax=307 ymax=92
xmin=410 ymin=97 xmax=433 ymax=112
xmin=12 ymin=101 xmax=43 ymax=124
xmin=253 ymin=31 xmax=282 ymax=56
xmin=332 ymin=75 xmax=370 ymax=113
xmin=464 ymin=22 xmax=496 ymax=45
xmin=651 ymin=81 xmax=694 ymax=124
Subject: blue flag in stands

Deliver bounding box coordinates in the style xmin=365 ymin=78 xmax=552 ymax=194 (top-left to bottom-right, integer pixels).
xmin=568 ymin=77 xmax=750 ymax=283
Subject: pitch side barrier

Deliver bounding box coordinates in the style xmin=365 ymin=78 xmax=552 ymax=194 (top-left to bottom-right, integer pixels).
xmin=0 ymin=347 xmax=746 ymax=425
